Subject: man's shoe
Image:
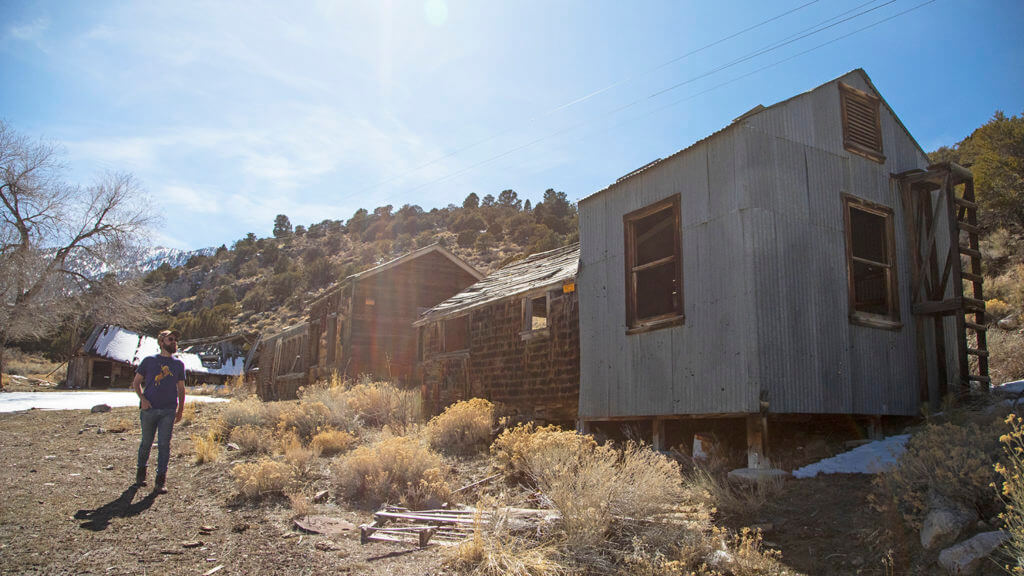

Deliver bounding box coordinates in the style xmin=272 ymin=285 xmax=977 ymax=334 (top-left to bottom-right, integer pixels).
xmin=135 ymin=467 xmax=147 ymax=487
xmin=154 ymin=473 xmax=168 ymax=494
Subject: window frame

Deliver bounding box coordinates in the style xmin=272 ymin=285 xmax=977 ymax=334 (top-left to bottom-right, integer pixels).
xmin=441 ymin=315 xmax=470 ymax=354
xmin=520 ymin=291 xmax=551 ymax=340
xmin=839 ymin=82 xmax=885 ymax=164
xmin=842 ymin=193 xmax=901 ymax=330
xmin=623 ymin=194 xmax=684 ymax=334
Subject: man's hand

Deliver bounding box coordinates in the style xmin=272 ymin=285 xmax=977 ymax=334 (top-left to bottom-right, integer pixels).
xmin=174 ymin=410 xmax=183 ymax=423
xmin=140 ymin=397 xmax=151 ymax=410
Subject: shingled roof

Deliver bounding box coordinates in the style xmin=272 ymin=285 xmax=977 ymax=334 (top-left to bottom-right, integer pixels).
xmin=413 ymin=243 xmax=579 ymax=327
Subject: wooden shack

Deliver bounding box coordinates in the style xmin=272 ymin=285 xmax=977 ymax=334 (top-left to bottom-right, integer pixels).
xmin=577 ymin=69 xmax=988 ymax=465
xmin=256 ymin=244 xmax=482 ymax=400
xmin=414 ymin=243 xmax=580 ymax=422
xmin=67 ymin=324 xmax=248 ymax=388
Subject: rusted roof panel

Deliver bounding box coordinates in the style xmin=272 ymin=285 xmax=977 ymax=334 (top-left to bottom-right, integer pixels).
xmin=414 ymin=243 xmax=579 ymax=326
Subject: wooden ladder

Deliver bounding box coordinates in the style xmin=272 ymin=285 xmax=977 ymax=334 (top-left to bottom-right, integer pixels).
xmin=898 ymin=162 xmax=989 ymax=402
xmin=952 ymin=168 xmax=990 ymax=391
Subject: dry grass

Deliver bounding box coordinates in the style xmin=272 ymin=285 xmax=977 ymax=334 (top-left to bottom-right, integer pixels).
xmin=450 ymin=531 xmax=566 ymax=576
xmin=219 ymin=397 xmax=276 ymax=433
xmin=343 ymin=380 xmax=422 ymax=432
xmin=178 ymin=401 xmax=198 ymax=426
xmin=1 ymin=348 xmax=65 ymax=381
xmin=193 ymin=433 xmax=221 ymax=464
xmin=990 ymin=328 xmax=1024 ymax=385
xmin=311 ymin=429 xmax=357 ymax=456
xmin=426 ymin=398 xmax=496 ymax=456
xmin=331 ymin=435 xmax=449 ymax=508
xmin=288 ymin=491 xmax=313 ymax=519
xmin=232 ymin=458 xmax=294 ymax=499
xmin=277 ymin=401 xmax=331 ymax=442
xmin=300 ymin=382 xmax=360 ymax=432
xmin=682 ymin=466 xmax=786 ymax=519
xmin=996 ymin=413 xmax=1024 ymax=572
xmin=105 ymin=417 xmax=133 ymax=434
xmin=282 ymin=433 xmax=321 ymax=478
xmin=228 ymin=424 xmax=274 ymax=455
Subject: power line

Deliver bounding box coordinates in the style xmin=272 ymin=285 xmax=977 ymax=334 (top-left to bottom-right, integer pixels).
xmin=396 ymin=0 xmax=920 ymax=195
xmin=340 ymin=1 xmax=823 ymax=201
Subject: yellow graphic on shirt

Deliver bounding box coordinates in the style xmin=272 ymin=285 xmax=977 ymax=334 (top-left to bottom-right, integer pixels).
xmin=153 ymin=365 xmax=174 ymax=387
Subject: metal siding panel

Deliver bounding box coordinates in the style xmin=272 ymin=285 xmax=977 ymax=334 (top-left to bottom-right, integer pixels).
xmin=707 ymin=131 xmax=739 ymax=219
xmin=628 ymin=329 xmax=673 ymax=415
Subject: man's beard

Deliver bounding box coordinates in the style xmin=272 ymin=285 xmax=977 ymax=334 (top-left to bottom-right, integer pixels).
xmin=161 ymin=342 xmax=177 ymax=354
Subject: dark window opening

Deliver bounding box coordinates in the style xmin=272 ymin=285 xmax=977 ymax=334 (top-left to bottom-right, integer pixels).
xmin=624 ymin=195 xmax=683 ymax=330
xmin=443 ymin=316 xmax=469 ymax=352
xmin=844 ymin=195 xmax=899 ymax=325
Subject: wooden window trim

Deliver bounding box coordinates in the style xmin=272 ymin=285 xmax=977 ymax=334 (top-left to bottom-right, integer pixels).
xmin=839 ymin=82 xmax=885 ymax=164
xmin=842 ymin=193 xmax=901 ymax=330
xmin=441 ymin=315 xmax=470 ymax=353
xmin=520 ymin=291 xmax=551 ymax=340
xmin=623 ymin=194 xmax=684 ymax=332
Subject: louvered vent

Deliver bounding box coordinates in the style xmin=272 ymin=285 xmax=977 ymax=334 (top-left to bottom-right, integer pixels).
xmin=840 ymin=82 xmax=885 ymax=163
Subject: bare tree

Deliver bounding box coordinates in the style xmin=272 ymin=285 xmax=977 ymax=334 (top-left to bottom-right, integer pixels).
xmin=0 ymin=120 xmax=157 ymax=383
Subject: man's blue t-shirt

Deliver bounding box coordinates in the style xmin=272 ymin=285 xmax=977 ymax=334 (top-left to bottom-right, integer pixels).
xmin=136 ymin=355 xmax=186 ymax=410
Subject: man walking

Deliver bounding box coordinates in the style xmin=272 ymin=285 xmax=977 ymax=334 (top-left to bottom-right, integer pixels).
xmin=132 ymin=329 xmax=186 ymax=493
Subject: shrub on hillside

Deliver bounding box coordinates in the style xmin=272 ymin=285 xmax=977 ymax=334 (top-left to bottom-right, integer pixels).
xmin=300 ymin=379 xmax=360 ymax=432
xmin=331 ymin=435 xmax=449 ymax=508
xmin=426 ymin=398 xmax=495 ymax=456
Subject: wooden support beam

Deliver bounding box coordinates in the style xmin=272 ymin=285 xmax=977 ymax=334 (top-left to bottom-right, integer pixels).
xmin=961 ymin=272 xmax=984 ymax=284
xmin=745 ymin=415 xmax=766 ymax=470
xmin=964 ymin=321 xmax=988 ymax=332
xmin=953 ymin=196 xmax=977 ymax=210
xmin=912 ymin=299 xmax=962 ymax=315
xmin=967 ymin=348 xmax=989 ymax=358
xmin=958 ymin=222 xmax=982 ymax=235
xmin=651 ymin=419 xmax=665 ymax=451
xmin=959 ymin=246 xmax=982 ymax=259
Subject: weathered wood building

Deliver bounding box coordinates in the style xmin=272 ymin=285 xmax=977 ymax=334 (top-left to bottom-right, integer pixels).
xmin=415 ymin=243 xmax=580 ymax=421
xmin=577 ymin=69 xmax=988 ymax=464
xmin=67 ymin=324 xmax=248 ymax=388
xmin=256 ymin=244 xmax=482 ymax=400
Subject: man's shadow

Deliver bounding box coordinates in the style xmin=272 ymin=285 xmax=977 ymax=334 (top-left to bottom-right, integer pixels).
xmin=74 ymin=485 xmax=158 ymax=531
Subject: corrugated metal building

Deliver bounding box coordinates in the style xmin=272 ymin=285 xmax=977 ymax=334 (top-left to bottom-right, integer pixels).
xmin=577 ymin=69 xmax=985 ymax=463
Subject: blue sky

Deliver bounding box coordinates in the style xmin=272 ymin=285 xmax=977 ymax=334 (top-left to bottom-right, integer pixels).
xmin=2 ymin=0 xmax=1022 ymax=251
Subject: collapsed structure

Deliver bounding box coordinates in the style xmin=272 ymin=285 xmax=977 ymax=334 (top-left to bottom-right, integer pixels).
xmin=67 ymin=324 xmax=248 ymax=388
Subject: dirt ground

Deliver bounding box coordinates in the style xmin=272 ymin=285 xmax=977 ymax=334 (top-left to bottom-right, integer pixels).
xmin=0 ymin=397 xmax=924 ymax=576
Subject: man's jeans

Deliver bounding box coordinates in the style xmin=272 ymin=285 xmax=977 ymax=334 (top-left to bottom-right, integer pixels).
xmin=138 ymin=408 xmax=175 ymax=475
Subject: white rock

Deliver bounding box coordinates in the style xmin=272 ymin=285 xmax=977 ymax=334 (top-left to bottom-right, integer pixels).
xmin=938 ymin=530 xmax=1009 ymax=575
xmin=922 ymin=507 xmax=974 ymax=550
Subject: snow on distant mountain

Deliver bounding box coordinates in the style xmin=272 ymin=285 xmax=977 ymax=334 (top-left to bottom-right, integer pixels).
xmin=136 ymin=246 xmax=217 ymax=272
xmin=67 ymin=246 xmax=216 ymax=279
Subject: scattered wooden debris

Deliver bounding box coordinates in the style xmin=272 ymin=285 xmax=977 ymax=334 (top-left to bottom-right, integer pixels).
xmin=202 ymin=566 xmax=224 ymax=576
xmin=359 ymin=505 xmax=561 ymax=548
xmin=360 ymin=506 xmax=479 ymax=547
xmin=451 ymin=473 xmax=501 ymax=495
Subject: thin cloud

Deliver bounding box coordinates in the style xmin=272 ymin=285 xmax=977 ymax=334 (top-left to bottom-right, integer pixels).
xmin=8 ymin=18 xmax=50 ymax=41
xmin=160 ymin=184 xmax=221 ymax=215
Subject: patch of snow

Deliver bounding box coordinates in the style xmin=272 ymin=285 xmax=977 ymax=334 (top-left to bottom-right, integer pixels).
xmin=0 ymin=391 xmax=227 ymax=413
xmin=994 ymin=380 xmax=1024 ymax=396
xmin=791 ymin=434 xmax=910 ymax=479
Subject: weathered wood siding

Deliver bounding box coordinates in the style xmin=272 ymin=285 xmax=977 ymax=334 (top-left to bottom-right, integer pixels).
xmin=347 ymin=250 xmax=480 ymax=383
xmin=421 ymin=289 xmax=580 ymax=421
xmin=579 ymin=70 xmax=940 ymax=420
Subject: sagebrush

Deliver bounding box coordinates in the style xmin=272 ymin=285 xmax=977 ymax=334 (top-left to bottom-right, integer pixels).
xmin=426 ymin=398 xmax=495 ymax=456
xmin=331 ymin=435 xmax=448 ymax=508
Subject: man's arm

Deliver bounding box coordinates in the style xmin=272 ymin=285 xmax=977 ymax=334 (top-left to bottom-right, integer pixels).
xmin=132 ymin=373 xmax=151 ymax=410
xmin=174 ymin=380 xmax=186 ymax=423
